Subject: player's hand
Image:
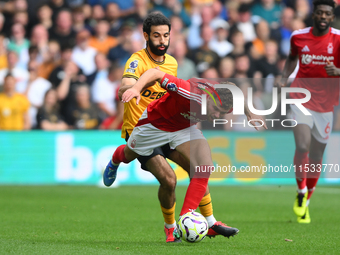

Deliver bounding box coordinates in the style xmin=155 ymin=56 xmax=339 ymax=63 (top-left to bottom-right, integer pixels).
xmin=325 ymin=60 xmax=340 ymax=76
xmin=276 ymin=78 xmax=287 ymax=88
xmin=122 ymin=88 xmax=141 ymax=104
xmin=246 ymin=112 xmax=268 ymax=131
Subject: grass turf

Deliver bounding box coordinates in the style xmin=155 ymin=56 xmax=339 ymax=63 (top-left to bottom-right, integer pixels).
xmin=0 ymin=185 xmax=339 ymax=254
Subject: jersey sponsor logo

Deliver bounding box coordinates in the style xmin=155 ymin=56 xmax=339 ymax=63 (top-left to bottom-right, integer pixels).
xmin=129 ymin=60 xmax=139 ymax=69
xmin=161 ymin=78 xmax=169 ymax=87
xmin=328 ymin=43 xmax=333 ymax=54
xmin=141 ymin=90 xmax=167 ymax=99
xmin=301 ymin=45 xmax=310 ymax=52
xmin=166 ymin=82 xmax=178 ymax=91
xmin=180 ymin=111 xmax=204 ymax=122
xmin=301 ymin=54 xmax=334 ymax=65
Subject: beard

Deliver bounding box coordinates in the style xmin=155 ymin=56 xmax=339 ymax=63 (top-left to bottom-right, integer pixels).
xmin=315 ymin=20 xmax=331 ymax=32
xmin=148 ymin=39 xmax=169 ymax=56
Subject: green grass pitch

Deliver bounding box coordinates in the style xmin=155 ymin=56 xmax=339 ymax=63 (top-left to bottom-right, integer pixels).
xmin=1 ymin=185 xmax=339 ymax=254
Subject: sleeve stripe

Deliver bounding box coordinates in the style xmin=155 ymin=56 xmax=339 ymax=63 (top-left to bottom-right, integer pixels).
xmin=122 ymin=74 xmax=139 ymax=80
xmin=178 ymin=90 xmax=202 ymax=104
xmin=179 ymin=88 xmax=202 ymax=101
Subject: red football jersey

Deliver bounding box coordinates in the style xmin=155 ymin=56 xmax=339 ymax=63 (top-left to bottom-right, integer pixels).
xmin=289 ymin=27 xmax=340 ymax=112
xmin=136 ymin=74 xmax=217 ymax=132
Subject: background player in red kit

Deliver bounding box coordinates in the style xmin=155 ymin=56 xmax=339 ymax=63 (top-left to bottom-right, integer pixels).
xmin=280 ymin=0 xmax=340 ymax=223
xmin=108 ymin=67 xmax=265 ymax=233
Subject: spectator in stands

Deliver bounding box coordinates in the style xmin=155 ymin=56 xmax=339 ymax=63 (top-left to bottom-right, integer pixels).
xmin=152 ymin=0 xmax=191 ymax=27
xmin=225 ymin=1 xmax=240 ymax=27
xmin=254 ymin=40 xmax=280 ymax=93
xmin=69 ymin=84 xmax=100 ymax=129
xmin=72 ymin=6 xmax=91 ymax=33
xmin=187 ymin=5 xmax=214 ymax=49
xmin=295 ymin=0 xmax=311 ymax=22
xmin=13 ymin=10 xmax=29 ymax=30
xmin=90 ymin=52 xmax=110 ymax=86
xmin=36 ymin=88 xmax=68 ymax=130
xmin=234 ymin=53 xmax=255 ymax=79
xmin=232 ymin=4 xmax=256 ymax=43
xmin=72 ymin=29 xmax=97 ymax=77
xmin=49 ymin=9 xmax=76 ymax=47
xmin=228 ymin=29 xmax=248 ymax=59
xmin=0 ymin=34 xmax=8 ymax=70
xmin=0 ymin=51 xmax=29 ymax=89
xmin=87 ymin=4 xmax=105 ymax=27
xmin=89 ymin=19 xmax=118 ymax=55
xmin=209 ymin=19 xmax=233 ymax=58
xmin=126 ymin=0 xmax=149 ymax=25
xmin=0 ymin=12 xmax=5 ymax=32
xmin=278 ymin=7 xmax=295 ymax=56
xmin=30 ymin=24 xmax=49 ymax=63
xmin=20 ymin=60 xmax=52 ymax=128
xmin=38 ymin=40 xmax=61 ymax=79
xmin=167 ymin=15 xmax=184 ymax=55
xmin=187 ymin=24 xmax=220 ymax=75
xmin=219 ymin=57 xmax=235 ymax=79
xmin=36 ymin=4 xmax=53 ymax=30
xmin=0 ymin=74 xmax=30 ymax=130
xmin=252 ymin=20 xmax=271 ymax=57
xmin=7 ymin=23 xmax=29 ymax=68
xmin=91 ymin=63 xmax=121 ymax=123
xmin=173 ymin=38 xmax=197 ymax=80
xmin=107 ymin=21 xmax=135 ymax=67
xmin=251 ymin=0 xmax=282 ymax=29
xmin=53 ymin=60 xmax=87 ymax=123
xmin=106 ymin=3 xmax=122 ymax=37
xmin=49 ymin=0 xmax=69 ymax=22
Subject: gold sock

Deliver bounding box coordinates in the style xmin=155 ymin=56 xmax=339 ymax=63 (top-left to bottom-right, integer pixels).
xmin=199 ymin=193 xmax=213 ymax=217
xmin=161 ymin=202 xmax=176 ymax=225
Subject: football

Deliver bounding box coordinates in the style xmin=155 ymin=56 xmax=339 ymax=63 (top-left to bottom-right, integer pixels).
xmin=177 ymin=211 xmax=209 ymax=243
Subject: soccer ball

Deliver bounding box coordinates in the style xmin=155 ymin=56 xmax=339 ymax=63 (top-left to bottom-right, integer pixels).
xmin=177 ymin=211 xmax=208 ymax=243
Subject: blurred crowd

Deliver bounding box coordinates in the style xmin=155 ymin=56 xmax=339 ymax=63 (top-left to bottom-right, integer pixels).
xmin=0 ymin=0 xmax=340 ymax=131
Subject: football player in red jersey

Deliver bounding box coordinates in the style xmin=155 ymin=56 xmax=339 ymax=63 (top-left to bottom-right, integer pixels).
xmin=106 ymin=67 xmax=266 ymax=235
xmin=279 ymin=0 xmax=340 ymax=223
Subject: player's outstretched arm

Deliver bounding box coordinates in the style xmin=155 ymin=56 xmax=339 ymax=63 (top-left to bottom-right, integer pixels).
xmin=278 ymin=54 xmax=298 ymax=87
xmin=122 ymin=68 xmax=166 ymax=104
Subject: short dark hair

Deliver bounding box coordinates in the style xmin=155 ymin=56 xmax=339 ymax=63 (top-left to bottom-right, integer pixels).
xmin=313 ymin=0 xmax=335 ymax=11
xmin=143 ymin=12 xmax=171 ymax=35
xmin=215 ymin=83 xmax=235 ymax=111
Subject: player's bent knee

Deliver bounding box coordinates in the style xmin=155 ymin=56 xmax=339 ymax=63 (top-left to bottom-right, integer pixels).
xmin=160 ymin=175 xmax=177 ymax=191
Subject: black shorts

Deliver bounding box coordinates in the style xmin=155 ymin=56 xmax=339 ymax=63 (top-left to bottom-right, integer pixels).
xmin=125 ymin=130 xmax=173 ymax=171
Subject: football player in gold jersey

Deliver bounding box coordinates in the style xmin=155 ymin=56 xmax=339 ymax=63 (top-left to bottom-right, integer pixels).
xmin=103 ymin=12 xmax=237 ymax=242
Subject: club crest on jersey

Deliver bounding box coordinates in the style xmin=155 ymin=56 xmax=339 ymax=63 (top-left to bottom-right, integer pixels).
xmin=166 ymin=82 xmax=178 ymax=92
xmin=130 ymin=139 xmax=137 ymax=148
xmin=328 ymin=43 xmax=333 ymax=54
xmin=129 ymin=60 xmax=139 ymax=69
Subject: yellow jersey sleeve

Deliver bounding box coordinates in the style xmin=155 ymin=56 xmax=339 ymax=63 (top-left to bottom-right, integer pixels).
xmin=121 ymin=49 xmax=178 ymax=139
xmin=123 ymin=56 xmax=146 ymax=80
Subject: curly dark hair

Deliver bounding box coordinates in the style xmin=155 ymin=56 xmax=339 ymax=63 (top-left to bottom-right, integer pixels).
xmin=143 ymin=12 xmax=171 ymax=35
xmin=313 ymin=0 xmax=335 ymax=11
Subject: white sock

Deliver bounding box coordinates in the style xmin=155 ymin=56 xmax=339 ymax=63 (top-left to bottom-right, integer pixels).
xmin=306 ymin=199 xmax=310 ymax=207
xmin=297 ymin=187 xmax=307 ymax=194
xmin=205 ymin=215 xmax=217 ymax=228
xmin=164 ymin=222 xmax=176 ymax=229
